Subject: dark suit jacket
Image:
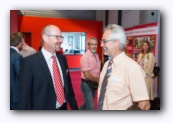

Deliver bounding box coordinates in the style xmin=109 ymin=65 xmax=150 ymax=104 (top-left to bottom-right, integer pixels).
xmin=18 ymin=51 xmax=78 ymax=110
xmin=10 ymin=48 xmax=23 ymax=109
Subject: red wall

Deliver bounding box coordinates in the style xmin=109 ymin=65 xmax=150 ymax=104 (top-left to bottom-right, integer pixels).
xmin=18 ymin=16 xmax=103 ymax=68
xmin=10 ymin=10 xmax=18 ymax=33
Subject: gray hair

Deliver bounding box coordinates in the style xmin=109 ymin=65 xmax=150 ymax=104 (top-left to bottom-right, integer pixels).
xmin=104 ymin=24 xmax=126 ymax=51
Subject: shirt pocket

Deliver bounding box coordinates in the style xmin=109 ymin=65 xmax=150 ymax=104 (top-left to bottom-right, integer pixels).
xmin=109 ymin=77 xmax=124 ymax=89
xmin=108 ymin=77 xmax=127 ymax=96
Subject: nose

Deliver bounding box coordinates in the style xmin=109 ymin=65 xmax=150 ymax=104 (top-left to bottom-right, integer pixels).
xmin=58 ymin=38 xmax=63 ymax=43
xmin=100 ymin=41 xmax=104 ymax=47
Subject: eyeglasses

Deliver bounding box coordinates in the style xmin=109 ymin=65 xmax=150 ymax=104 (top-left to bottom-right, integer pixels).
xmin=88 ymin=43 xmax=98 ymax=46
xmin=100 ymin=39 xmax=112 ymax=43
xmin=46 ymin=35 xmax=64 ymax=40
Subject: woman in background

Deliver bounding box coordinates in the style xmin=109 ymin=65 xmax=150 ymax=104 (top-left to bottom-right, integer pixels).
xmin=137 ymin=41 xmax=155 ymax=100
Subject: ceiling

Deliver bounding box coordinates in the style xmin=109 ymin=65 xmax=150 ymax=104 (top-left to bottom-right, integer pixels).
xmin=18 ymin=10 xmax=96 ymax=20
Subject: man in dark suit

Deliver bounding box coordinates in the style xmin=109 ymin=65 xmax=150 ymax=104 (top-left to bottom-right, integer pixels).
xmin=19 ymin=25 xmax=78 ymax=110
xmin=10 ymin=32 xmax=23 ymax=110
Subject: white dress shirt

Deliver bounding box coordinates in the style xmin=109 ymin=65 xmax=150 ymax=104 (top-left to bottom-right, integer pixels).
xmin=10 ymin=46 xmax=20 ymax=53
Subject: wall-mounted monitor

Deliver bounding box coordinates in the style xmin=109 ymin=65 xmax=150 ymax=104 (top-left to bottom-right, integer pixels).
xmin=61 ymin=32 xmax=86 ymax=55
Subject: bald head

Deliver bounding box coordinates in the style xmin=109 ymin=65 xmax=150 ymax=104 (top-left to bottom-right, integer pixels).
xmin=41 ymin=25 xmax=61 ymax=36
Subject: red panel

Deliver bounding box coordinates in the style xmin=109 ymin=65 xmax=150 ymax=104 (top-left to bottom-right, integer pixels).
xmin=10 ymin=10 xmax=18 ymax=33
xmin=23 ymin=33 xmax=31 ymax=46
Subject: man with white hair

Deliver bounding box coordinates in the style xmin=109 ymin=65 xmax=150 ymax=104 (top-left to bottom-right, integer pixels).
xmin=97 ymin=24 xmax=150 ymax=110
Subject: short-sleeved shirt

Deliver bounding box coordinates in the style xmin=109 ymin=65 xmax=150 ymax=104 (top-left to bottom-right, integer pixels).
xmin=80 ymin=50 xmax=101 ymax=79
xmin=98 ymin=52 xmax=149 ymax=110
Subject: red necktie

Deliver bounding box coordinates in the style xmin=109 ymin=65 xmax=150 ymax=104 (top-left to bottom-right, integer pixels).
xmin=51 ymin=55 xmax=65 ymax=105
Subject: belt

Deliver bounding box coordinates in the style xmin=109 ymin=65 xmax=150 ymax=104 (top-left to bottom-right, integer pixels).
xmin=56 ymin=103 xmax=66 ymax=110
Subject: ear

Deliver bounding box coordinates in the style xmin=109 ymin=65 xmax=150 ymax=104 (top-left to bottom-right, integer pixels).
xmin=42 ymin=34 xmax=48 ymax=43
xmin=115 ymin=40 xmax=120 ymax=47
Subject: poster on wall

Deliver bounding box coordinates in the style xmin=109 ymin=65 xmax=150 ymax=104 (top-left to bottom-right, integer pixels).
xmin=125 ymin=22 xmax=158 ymax=63
xmin=125 ymin=27 xmax=134 ymax=59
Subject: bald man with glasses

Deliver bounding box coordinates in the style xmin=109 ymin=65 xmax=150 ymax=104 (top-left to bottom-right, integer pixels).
xmin=18 ymin=25 xmax=78 ymax=110
xmin=79 ymin=37 xmax=101 ymax=110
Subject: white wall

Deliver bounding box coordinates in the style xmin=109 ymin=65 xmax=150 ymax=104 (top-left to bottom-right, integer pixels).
xmin=122 ymin=10 xmax=160 ymax=28
xmin=96 ymin=10 xmax=105 ymax=28
xmin=122 ymin=10 xmax=140 ymax=28
xmin=108 ymin=10 xmax=118 ymax=24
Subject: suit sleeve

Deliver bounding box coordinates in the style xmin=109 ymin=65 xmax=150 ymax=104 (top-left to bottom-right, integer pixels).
xmin=18 ymin=58 xmax=32 ymax=110
xmin=14 ymin=55 xmax=23 ymax=76
xmin=62 ymin=56 xmax=78 ymax=110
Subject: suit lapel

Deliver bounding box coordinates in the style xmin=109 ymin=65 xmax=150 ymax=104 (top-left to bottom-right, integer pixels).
xmin=37 ymin=52 xmax=54 ymax=87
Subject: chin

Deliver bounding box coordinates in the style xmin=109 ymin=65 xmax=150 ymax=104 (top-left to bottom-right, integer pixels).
xmin=55 ymin=47 xmax=60 ymax=51
xmin=91 ymin=50 xmax=96 ymax=53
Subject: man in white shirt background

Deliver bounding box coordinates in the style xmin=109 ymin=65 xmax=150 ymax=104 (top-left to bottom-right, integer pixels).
xmin=17 ymin=32 xmax=36 ymax=57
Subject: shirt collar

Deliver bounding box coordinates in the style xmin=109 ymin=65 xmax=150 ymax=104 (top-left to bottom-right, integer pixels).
xmin=87 ymin=49 xmax=97 ymax=56
xmin=112 ymin=51 xmax=126 ymax=66
xmin=41 ymin=47 xmax=56 ymax=61
xmin=10 ymin=46 xmax=20 ymax=53
xmin=23 ymin=44 xmax=29 ymax=50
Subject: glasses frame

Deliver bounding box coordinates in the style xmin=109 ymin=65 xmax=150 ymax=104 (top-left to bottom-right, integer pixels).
xmin=46 ymin=35 xmax=64 ymax=40
xmin=100 ymin=39 xmax=112 ymax=43
xmin=88 ymin=43 xmax=98 ymax=46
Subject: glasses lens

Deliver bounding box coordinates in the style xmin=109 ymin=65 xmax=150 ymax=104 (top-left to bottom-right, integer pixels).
xmin=46 ymin=35 xmax=64 ymax=40
xmin=100 ymin=39 xmax=111 ymax=43
xmin=89 ymin=44 xmax=98 ymax=46
xmin=57 ymin=36 xmax=64 ymax=40
xmin=100 ymin=40 xmax=106 ymax=43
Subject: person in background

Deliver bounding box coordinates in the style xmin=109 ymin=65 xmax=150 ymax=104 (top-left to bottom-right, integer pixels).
xmin=10 ymin=32 xmax=23 ymax=110
xmin=137 ymin=41 xmax=155 ymax=100
xmin=18 ymin=32 xmax=36 ymax=57
xmin=98 ymin=24 xmax=150 ymax=110
xmin=18 ymin=25 xmax=78 ymax=110
xmin=79 ymin=37 xmax=101 ymax=110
